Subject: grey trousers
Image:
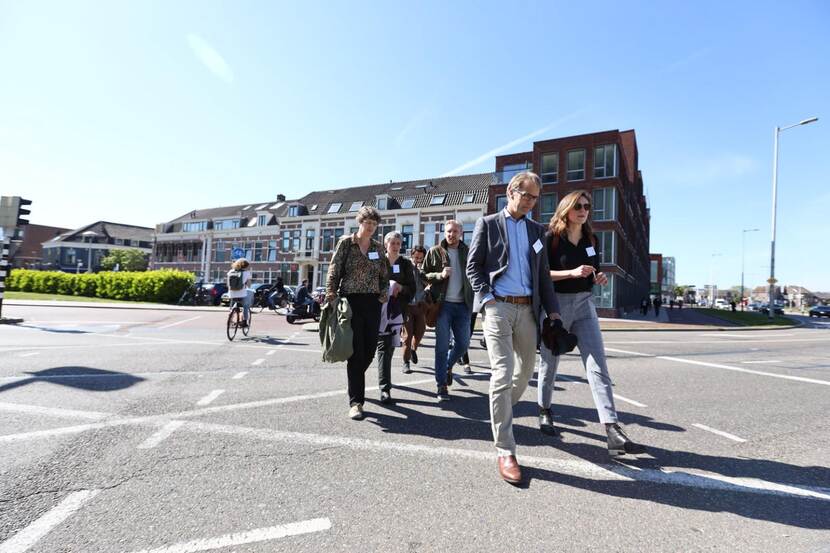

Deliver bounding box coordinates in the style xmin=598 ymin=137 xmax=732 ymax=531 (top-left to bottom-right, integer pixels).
xmin=482 ymin=301 xmax=538 ymax=457
xmin=537 ymin=291 xmax=618 ymax=424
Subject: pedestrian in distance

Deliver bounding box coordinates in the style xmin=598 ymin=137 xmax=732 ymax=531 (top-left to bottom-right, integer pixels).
xmin=422 ymin=220 xmax=474 ymax=401
xmin=226 ymin=258 xmax=252 ymax=326
xmin=641 ymin=296 xmax=650 ymax=316
xmin=325 ymin=206 xmax=390 ymax=421
xmin=375 ymin=231 xmax=415 ymax=404
xmin=466 ymin=171 xmax=561 ymax=484
xmin=536 ymin=189 xmax=647 ymax=458
xmin=669 ymin=299 xmax=675 ymax=310
xmin=653 ymin=296 xmax=662 ymax=316
xmin=401 ymin=245 xmax=428 ymax=374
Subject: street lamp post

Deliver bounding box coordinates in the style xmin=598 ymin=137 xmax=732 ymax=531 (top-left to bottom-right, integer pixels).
xmin=741 ymin=228 xmax=759 ymax=311
xmin=768 ymin=117 xmax=818 ymax=318
xmin=80 ymin=230 xmax=98 ymax=274
xmin=710 ymin=253 xmax=722 ymax=307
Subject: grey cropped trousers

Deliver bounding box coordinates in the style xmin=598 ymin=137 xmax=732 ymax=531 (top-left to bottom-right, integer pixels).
xmin=537 ymin=291 xmax=618 ymax=424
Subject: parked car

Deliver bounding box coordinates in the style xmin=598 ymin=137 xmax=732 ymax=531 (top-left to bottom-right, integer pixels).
xmin=221 ymin=283 xmax=267 ymax=306
xmin=808 ymin=305 xmax=830 ymax=318
xmin=201 ymin=282 xmax=228 ymax=306
xmin=759 ymin=303 xmax=784 ymax=316
xmin=746 ymin=302 xmax=762 ymax=312
xmin=714 ymin=299 xmax=730 ymax=310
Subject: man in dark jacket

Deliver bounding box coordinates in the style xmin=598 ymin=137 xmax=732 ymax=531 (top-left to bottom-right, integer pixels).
xmin=422 ymin=220 xmax=474 ymax=401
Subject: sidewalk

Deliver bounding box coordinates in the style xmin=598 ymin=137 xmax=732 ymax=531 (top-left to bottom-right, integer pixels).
xmin=3 ymin=299 xmax=227 ymax=313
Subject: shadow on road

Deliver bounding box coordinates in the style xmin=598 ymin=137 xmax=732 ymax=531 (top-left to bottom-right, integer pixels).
xmin=0 ymin=366 xmax=145 ymax=394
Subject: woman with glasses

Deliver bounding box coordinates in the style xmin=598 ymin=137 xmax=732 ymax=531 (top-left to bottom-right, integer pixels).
xmin=537 ymin=190 xmax=647 ymax=457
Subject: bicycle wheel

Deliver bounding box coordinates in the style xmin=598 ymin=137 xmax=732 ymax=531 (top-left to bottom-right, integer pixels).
xmin=226 ymin=308 xmax=238 ymax=341
xmin=242 ymin=309 xmax=251 ymax=336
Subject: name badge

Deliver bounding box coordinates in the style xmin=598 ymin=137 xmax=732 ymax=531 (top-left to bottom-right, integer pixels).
xmin=392 ymin=265 xmax=400 ymax=274
xmin=368 ymin=251 xmax=379 ymax=260
xmin=532 ymin=239 xmax=543 ymax=254
xmin=586 ymin=246 xmax=596 ymax=257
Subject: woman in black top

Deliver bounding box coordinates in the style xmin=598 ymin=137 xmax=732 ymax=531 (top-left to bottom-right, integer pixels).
xmin=375 ymin=230 xmax=416 ymax=404
xmin=537 ymin=190 xmax=646 ymax=457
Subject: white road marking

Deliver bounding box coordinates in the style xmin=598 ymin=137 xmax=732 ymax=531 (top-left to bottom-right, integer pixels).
xmin=603 ymin=337 xmax=829 ymax=345
xmin=127 ymin=518 xmax=331 ymax=553
xmin=605 ymin=347 xmax=830 ymax=386
xmin=137 ymin=420 xmax=185 ymax=449
xmin=195 ymin=389 xmax=225 ymax=406
xmin=701 ymin=333 xmax=796 ymax=338
xmin=0 ymin=489 xmax=100 ymax=553
xmin=0 ymin=402 xmax=111 ymax=421
xmin=740 ymin=360 xmax=780 ymax=364
xmin=232 ymin=371 xmax=248 ymax=379
xmin=612 ymin=394 xmax=647 ymax=408
xmin=692 ymin=423 xmax=747 ymax=443
xmin=184 ymin=420 xmax=830 ymax=502
xmin=0 ymin=378 xmax=439 ymax=444
xmin=17 ymin=352 xmax=40 ymax=358
xmin=157 ymin=316 xmax=201 ymax=330
xmin=251 ymin=358 xmax=264 ymax=366
xmin=266 ymin=349 xmax=277 ymax=356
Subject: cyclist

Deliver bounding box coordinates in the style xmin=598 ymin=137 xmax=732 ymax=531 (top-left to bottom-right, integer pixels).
xmin=227 ymin=258 xmax=253 ymax=326
xmin=267 ymin=277 xmax=288 ymax=309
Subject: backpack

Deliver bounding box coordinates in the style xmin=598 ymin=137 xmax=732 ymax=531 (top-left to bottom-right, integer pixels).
xmin=228 ymin=269 xmax=244 ymax=291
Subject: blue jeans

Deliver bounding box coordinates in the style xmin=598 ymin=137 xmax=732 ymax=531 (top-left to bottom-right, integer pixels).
xmin=434 ymin=301 xmax=471 ymax=387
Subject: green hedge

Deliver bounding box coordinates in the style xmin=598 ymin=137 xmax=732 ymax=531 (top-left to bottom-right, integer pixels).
xmin=6 ymin=269 xmax=195 ymax=303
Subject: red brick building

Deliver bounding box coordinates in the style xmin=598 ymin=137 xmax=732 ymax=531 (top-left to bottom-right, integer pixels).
xmin=10 ymin=223 xmax=70 ymax=269
xmin=491 ymin=129 xmax=651 ymax=316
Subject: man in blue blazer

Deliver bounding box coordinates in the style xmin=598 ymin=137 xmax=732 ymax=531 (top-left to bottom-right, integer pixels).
xmin=466 ymin=171 xmax=561 ymax=484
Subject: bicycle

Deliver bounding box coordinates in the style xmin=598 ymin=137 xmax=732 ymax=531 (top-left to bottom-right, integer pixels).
xmin=226 ymin=299 xmax=251 ymax=341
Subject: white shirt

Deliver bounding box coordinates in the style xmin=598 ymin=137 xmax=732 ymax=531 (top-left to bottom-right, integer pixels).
xmin=227 ymin=270 xmax=252 ymax=298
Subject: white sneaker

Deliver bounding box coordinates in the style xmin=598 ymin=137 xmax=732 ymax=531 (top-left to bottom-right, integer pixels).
xmin=348 ymin=404 xmax=364 ymax=420
xmin=462 ymin=364 xmax=473 ymax=375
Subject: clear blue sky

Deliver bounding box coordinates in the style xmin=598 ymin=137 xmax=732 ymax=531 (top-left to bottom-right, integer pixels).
xmin=2 ymin=1 xmax=828 ymax=291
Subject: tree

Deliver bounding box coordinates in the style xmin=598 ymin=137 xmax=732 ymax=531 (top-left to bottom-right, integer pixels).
xmin=100 ymin=249 xmax=148 ymax=272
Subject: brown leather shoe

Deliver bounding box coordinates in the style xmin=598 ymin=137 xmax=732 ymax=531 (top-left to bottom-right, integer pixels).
xmin=497 ymin=455 xmax=522 ymax=484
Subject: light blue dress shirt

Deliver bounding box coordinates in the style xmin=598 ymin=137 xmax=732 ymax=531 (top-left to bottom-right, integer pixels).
xmin=492 ymin=209 xmax=533 ymax=299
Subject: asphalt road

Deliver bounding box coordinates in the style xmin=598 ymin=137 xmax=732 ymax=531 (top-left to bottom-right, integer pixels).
xmin=1 ymin=304 xmax=828 ymax=552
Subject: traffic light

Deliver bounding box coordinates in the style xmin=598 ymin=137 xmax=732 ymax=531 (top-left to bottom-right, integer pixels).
xmin=17 ymin=198 xmax=31 ymax=227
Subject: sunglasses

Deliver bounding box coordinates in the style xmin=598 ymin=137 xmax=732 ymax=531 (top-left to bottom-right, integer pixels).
xmin=573 ymin=202 xmax=591 ymax=212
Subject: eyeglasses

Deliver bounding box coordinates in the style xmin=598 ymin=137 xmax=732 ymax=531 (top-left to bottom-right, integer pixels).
xmin=573 ymin=202 xmax=591 ymax=212
xmin=513 ymin=189 xmax=539 ymax=202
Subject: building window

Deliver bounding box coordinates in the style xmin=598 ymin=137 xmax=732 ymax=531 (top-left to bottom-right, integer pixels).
xmin=268 ymin=240 xmax=277 ymax=261
xmin=214 ymin=240 xmax=226 ymax=263
xmin=567 ymin=149 xmax=585 ymax=181
xmin=349 ymin=201 xmax=363 ymax=212
xmin=423 ymin=223 xmax=437 ymax=248
xmin=462 ymin=193 xmax=474 ymax=204
xmin=114 ymin=238 xmax=124 ymax=245
xmin=310 ymin=204 xmax=318 ymax=211
xmin=500 ymin=162 xmax=532 ymax=184
xmin=252 ymin=241 xmax=262 ymax=262
xmin=401 ymin=198 xmax=416 ymax=209
xmin=376 ymin=196 xmax=389 ymax=210
xmin=541 ymin=153 xmax=558 ymax=184
xmin=496 ymin=195 xmax=507 ymax=212
xmin=462 ymin=225 xmax=473 ymax=245
xmin=594 ymin=144 xmax=617 ymax=178
xmin=258 ymin=215 xmax=268 ymax=226
xmin=595 ymin=230 xmax=615 ymax=264
xmin=540 ymin=193 xmax=558 ymax=224
xmin=183 ymin=221 xmax=206 ymax=232
xmin=401 ymin=224 xmax=414 ymax=251
xmin=327 ymin=203 xmax=342 ymax=214
xmin=214 ymin=219 xmax=239 ymax=230
xmin=592 ymin=187 xmax=616 ymax=221
xmin=288 ymin=206 xmax=300 ymax=217
xmin=593 ymin=274 xmax=615 ymax=308
xmin=429 ymin=194 xmax=446 ymax=206
xmin=318 ymin=263 xmax=329 ymax=288
xmin=305 ymin=229 xmax=315 ymax=252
